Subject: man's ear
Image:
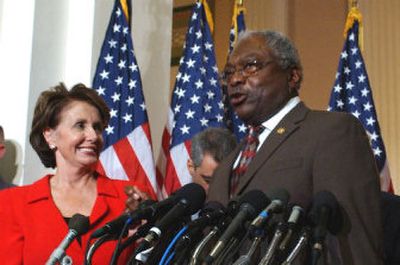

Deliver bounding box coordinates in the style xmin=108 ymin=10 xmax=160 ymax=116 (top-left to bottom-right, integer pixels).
xmin=288 ymin=68 xmax=302 ymax=90
xmin=187 ymin=159 xmax=195 ymax=176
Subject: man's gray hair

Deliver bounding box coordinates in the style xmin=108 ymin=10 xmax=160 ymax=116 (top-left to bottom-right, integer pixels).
xmin=191 ymin=127 xmax=237 ymax=168
xmin=238 ymin=30 xmax=303 ymax=86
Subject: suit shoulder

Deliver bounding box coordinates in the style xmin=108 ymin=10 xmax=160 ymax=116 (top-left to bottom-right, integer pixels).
xmin=307 ymin=109 xmax=364 ymax=129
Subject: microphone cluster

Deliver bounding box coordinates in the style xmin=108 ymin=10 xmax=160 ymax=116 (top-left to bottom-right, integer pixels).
xmin=46 ymin=183 xmax=344 ymax=265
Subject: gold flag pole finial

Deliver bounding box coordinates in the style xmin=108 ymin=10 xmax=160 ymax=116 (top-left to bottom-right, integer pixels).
xmin=232 ymin=0 xmax=246 ymax=35
xmin=344 ymin=0 xmax=363 ymax=51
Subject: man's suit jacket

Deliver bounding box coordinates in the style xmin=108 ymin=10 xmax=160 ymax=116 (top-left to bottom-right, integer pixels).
xmin=207 ymin=102 xmax=384 ymax=265
xmin=381 ymin=192 xmax=400 ymax=265
xmin=0 ymin=177 xmax=14 ymax=190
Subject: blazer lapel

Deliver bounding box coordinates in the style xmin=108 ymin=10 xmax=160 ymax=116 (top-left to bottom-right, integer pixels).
xmin=236 ymin=102 xmax=309 ymax=195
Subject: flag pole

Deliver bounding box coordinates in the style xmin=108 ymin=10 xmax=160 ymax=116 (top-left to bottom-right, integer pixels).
xmin=348 ymin=0 xmax=358 ymax=8
xmin=200 ymin=0 xmax=214 ymax=34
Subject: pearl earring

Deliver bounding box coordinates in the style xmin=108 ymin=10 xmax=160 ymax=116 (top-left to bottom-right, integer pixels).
xmin=49 ymin=144 xmax=56 ymax=150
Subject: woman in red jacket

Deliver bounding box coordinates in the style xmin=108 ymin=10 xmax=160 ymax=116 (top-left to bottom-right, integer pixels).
xmin=0 ymin=83 xmax=151 ymax=264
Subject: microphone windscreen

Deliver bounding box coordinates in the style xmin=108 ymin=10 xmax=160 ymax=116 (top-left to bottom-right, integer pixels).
xmin=176 ymin=183 xmax=206 ymax=214
xmin=139 ymin=199 xmax=156 ymax=209
xmin=201 ymin=201 xmax=226 ymax=216
xmin=268 ymin=188 xmax=290 ymax=206
xmin=238 ymin=189 xmax=270 ymax=213
xmin=69 ymin=213 xmax=90 ymax=235
xmin=309 ymin=190 xmax=342 ymax=235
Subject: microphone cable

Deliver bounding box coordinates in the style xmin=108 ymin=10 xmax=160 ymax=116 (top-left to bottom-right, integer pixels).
xmin=85 ymin=233 xmax=115 ymax=265
xmin=159 ymin=225 xmax=188 ymax=265
xmin=109 ymin=216 xmax=133 ymax=265
xmin=84 ymin=233 xmax=95 ymax=265
xmin=110 ymin=222 xmax=153 ymax=265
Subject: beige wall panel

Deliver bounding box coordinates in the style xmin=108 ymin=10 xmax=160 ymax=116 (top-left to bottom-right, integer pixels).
xmin=359 ymin=1 xmax=400 ymax=192
xmin=245 ymin=0 xmax=288 ymax=33
xmin=288 ymin=0 xmax=347 ymax=110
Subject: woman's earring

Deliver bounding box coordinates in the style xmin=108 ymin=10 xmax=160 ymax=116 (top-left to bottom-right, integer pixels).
xmin=49 ymin=144 xmax=56 ymax=150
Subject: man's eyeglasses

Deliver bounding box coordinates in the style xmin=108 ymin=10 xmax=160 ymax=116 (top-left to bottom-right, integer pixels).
xmin=220 ymin=60 xmax=274 ymax=83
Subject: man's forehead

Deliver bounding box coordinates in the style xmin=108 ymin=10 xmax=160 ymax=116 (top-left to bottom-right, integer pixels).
xmin=228 ymin=39 xmax=271 ymax=64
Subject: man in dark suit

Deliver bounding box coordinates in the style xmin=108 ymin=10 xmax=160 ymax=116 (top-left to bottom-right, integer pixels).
xmin=188 ymin=127 xmax=237 ymax=194
xmin=0 ymin=125 xmax=15 ymax=190
xmin=207 ymin=30 xmax=383 ymax=264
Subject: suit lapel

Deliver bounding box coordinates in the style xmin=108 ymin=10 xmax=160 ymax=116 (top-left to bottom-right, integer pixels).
xmin=236 ymin=102 xmax=309 ymax=195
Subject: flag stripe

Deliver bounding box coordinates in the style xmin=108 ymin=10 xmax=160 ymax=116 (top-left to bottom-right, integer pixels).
xmin=100 ymin=145 xmax=129 ymax=181
xmin=127 ymin=126 xmax=159 ymax=198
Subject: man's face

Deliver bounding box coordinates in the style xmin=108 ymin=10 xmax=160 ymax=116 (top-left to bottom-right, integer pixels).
xmin=188 ymin=153 xmax=219 ymax=193
xmin=224 ymin=34 xmax=295 ymax=125
xmin=0 ymin=142 xmax=5 ymax=160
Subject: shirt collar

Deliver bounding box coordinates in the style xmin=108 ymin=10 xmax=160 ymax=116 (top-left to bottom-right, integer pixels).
xmin=262 ymin=96 xmax=301 ymax=132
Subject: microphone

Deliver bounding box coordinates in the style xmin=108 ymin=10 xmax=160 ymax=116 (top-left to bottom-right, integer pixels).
xmin=258 ymin=221 xmax=288 ymax=265
xmin=308 ymin=190 xmax=343 ymax=265
xmin=133 ymin=183 xmax=206 ymax=255
xmin=281 ymin=226 xmax=311 ymax=265
xmin=46 ymin=214 xmax=90 ymax=265
xmin=278 ymin=205 xmax=304 ymax=253
xmin=204 ymin=189 xmax=269 ymax=264
xmin=91 ymin=199 xmax=156 ymax=238
xmin=250 ymin=188 xmax=289 ymax=231
xmin=175 ymin=201 xmax=227 ymax=252
xmin=189 ymin=201 xmax=236 ymax=265
xmin=189 ymin=201 xmax=227 ymax=228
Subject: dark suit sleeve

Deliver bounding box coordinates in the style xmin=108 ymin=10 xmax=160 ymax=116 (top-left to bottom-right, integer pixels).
xmin=312 ymin=114 xmax=384 ymax=265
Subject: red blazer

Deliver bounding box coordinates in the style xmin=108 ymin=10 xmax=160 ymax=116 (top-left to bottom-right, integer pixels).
xmin=0 ymin=174 xmax=151 ymax=265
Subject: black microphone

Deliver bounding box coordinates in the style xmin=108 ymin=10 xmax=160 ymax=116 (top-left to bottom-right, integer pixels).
xmin=175 ymin=201 xmax=227 ymax=252
xmin=250 ymin=188 xmax=289 ymax=231
xmin=189 ymin=201 xmax=227 ymax=228
xmin=46 ymin=214 xmax=90 ymax=265
xmin=189 ymin=201 xmax=237 ymax=265
xmin=91 ymin=199 xmax=156 ymax=238
xmin=308 ymin=190 xmax=343 ymax=265
xmin=204 ymin=189 xmax=269 ymax=264
xmin=172 ymin=202 xmax=227 ymax=264
xmin=134 ymin=183 xmax=206 ymax=255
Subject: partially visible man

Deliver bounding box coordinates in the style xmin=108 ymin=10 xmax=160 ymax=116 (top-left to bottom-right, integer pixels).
xmin=207 ymin=30 xmax=383 ymax=264
xmin=187 ymin=127 xmax=237 ymax=193
xmin=0 ymin=125 xmax=15 ymax=190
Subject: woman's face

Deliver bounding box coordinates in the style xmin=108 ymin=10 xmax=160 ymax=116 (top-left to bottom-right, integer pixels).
xmin=44 ymin=100 xmax=104 ymax=170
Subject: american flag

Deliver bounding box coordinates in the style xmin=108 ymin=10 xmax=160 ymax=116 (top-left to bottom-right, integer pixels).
xmin=223 ymin=1 xmax=247 ymax=141
xmin=160 ymin=1 xmax=225 ymax=195
xmin=92 ymin=0 xmax=160 ymax=199
xmin=328 ymin=13 xmax=393 ymax=192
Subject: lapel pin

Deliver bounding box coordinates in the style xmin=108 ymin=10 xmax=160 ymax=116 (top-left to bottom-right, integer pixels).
xmin=276 ymin=127 xmax=286 ymax=134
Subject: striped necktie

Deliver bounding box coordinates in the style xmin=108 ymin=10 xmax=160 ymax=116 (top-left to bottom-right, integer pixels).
xmin=230 ymin=125 xmax=264 ymax=198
